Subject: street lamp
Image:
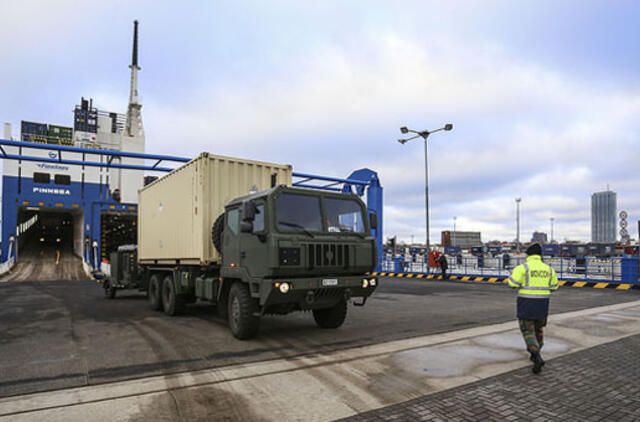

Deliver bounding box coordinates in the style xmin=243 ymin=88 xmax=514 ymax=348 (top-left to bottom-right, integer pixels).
xmin=398 ymin=123 xmax=453 ymax=265
xmin=550 ymin=217 xmax=554 ymax=243
xmin=515 ymin=198 xmax=522 ymax=252
xmin=453 ymin=216 xmax=457 ymax=247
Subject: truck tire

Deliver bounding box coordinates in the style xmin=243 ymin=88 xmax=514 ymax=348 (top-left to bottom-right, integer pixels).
xmin=313 ymin=299 xmax=348 ymax=329
xmin=162 ymin=275 xmax=185 ymax=316
xmin=104 ymin=280 xmax=116 ymax=299
xmin=148 ymin=274 xmax=163 ymax=311
xmin=212 ymin=214 xmax=224 ymax=254
xmin=228 ymin=282 xmax=260 ymax=339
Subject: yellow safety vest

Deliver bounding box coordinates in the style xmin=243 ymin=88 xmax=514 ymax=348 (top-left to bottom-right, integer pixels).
xmin=507 ymin=255 xmax=559 ymax=298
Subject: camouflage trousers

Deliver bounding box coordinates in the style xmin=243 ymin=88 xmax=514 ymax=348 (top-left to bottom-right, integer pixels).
xmin=518 ymin=319 xmax=546 ymax=354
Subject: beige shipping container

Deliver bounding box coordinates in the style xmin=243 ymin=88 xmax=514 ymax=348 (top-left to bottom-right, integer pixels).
xmin=138 ymin=152 xmax=292 ymax=265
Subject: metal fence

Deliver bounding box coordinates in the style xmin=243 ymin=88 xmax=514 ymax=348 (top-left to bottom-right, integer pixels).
xmin=382 ymin=255 xmax=626 ymax=283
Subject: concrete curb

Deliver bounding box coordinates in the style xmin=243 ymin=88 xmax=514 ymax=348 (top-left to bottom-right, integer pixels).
xmin=370 ymin=271 xmax=640 ymax=291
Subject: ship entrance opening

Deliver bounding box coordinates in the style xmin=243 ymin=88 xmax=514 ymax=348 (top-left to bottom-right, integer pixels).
xmin=3 ymin=208 xmax=88 ymax=281
xmin=101 ymin=212 xmax=137 ymax=263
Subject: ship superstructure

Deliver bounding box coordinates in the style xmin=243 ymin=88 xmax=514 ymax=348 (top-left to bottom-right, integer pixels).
xmin=1 ymin=21 xmax=146 ymax=268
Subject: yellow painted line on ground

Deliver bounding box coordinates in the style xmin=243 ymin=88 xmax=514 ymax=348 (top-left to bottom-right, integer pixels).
xmin=594 ymin=283 xmax=609 ymax=289
xmin=461 ymin=276 xmax=471 ymax=281
xmin=474 ymin=277 xmax=484 ymax=282
xmin=427 ymin=274 xmax=434 ymax=279
xmin=450 ymin=275 xmax=457 ymax=280
xmin=406 ymin=274 xmax=414 ymax=278
xmin=573 ymin=282 xmax=587 ymax=288
xmin=558 ymin=281 xmax=566 ymax=286
xmin=616 ymin=284 xmax=631 ymax=290
xmin=416 ymin=274 xmax=424 ymax=279
xmin=487 ymin=278 xmax=498 ymax=283
xmin=388 ymin=273 xmax=395 ymax=277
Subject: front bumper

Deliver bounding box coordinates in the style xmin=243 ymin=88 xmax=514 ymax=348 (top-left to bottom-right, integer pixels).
xmin=261 ymin=275 xmax=378 ymax=308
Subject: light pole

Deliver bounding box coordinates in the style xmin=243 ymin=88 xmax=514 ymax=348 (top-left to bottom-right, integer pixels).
xmin=398 ymin=123 xmax=453 ymax=265
xmin=453 ymin=216 xmax=457 ymax=247
xmin=550 ymin=217 xmax=554 ymax=243
xmin=515 ymin=198 xmax=522 ymax=252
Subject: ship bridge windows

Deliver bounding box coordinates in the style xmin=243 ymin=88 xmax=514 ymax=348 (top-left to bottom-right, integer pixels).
xmin=33 ymin=173 xmax=72 ymax=185
xmin=33 ymin=172 xmax=50 ymax=184
xmin=54 ymin=174 xmax=71 ymax=185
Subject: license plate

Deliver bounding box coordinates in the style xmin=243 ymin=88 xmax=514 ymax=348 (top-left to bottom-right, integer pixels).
xmin=322 ymin=278 xmax=338 ymax=286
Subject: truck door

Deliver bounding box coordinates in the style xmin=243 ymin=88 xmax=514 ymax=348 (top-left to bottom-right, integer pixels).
xmin=239 ymin=201 xmax=266 ymax=277
xmin=223 ymin=207 xmax=241 ymax=266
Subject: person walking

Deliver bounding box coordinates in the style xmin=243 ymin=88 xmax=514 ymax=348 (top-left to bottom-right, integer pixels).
xmin=438 ymin=253 xmax=448 ymax=279
xmin=506 ymin=243 xmax=558 ymax=374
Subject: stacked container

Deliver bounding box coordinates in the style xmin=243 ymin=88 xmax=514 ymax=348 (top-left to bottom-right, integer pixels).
xmin=48 ymin=125 xmax=73 ymax=145
xmin=21 ymin=121 xmax=49 ymax=143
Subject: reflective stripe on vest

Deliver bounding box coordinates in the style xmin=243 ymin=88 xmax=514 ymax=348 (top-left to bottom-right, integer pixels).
xmin=524 ymin=263 xmax=530 ymax=287
xmin=508 ymin=276 xmax=520 ymax=286
xmin=518 ymin=293 xmax=551 ymax=299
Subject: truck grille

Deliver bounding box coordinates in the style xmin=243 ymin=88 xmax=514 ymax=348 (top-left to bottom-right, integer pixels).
xmin=306 ymin=243 xmax=351 ymax=269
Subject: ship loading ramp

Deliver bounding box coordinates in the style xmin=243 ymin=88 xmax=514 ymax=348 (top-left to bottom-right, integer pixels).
xmin=0 ymin=209 xmax=88 ymax=282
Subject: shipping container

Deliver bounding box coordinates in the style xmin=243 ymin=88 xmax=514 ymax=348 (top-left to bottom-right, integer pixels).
xmin=138 ymin=152 xmax=293 ymax=265
xmin=21 ymin=120 xmax=48 ymax=136
xmin=48 ymin=124 xmax=73 ymax=139
xmin=542 ymin=244 xmax=559 ymax=256
xmin=444 ymin=246 xmax=461 ymax=254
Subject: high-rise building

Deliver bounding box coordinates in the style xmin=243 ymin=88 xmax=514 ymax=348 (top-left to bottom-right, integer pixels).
xmin=591 ymin=190 xmax=616 ymax=243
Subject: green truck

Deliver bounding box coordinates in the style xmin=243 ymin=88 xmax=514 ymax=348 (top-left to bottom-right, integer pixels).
xmin=104 ymin=153 xmax=378 ymax=339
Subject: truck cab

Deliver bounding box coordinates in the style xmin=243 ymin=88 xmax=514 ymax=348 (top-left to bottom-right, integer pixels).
xmin=216 ymin=185 xmax=378 ymax=334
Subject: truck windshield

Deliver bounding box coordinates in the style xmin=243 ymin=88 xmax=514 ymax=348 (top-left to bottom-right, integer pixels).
xmin=277 ymin=193 xmax=323 ymax=232
xmin=324 ymin=197 xmax=366 ymax=233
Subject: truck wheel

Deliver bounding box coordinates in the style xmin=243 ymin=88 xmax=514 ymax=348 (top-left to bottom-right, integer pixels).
xmin=313 ymin=299 xmax=348 ymax=329
xmin=148 ymin=274 xmax=163 ymax=311
xmin=212 ymin=214 xmax=224 ymax=254
xmin=104 ymin=280 xmax=116 ymax=299
xmin=228 ymin=282 xmax=260 ymax=339
xmin=162 ymin=275 xmax=185 ymax=316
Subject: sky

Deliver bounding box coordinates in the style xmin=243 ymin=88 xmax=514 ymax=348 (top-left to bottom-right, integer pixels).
xmin=1 ymin=0 xmax=639 ymax=244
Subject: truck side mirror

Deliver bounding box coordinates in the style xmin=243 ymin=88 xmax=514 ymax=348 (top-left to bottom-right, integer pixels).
xmin=242 ymin=200 xmax=257 ymax=222
xmin=240 ymin=221 xmax=254 ymax=233
xmin=369 ymin=212 xmax=378 ymax=230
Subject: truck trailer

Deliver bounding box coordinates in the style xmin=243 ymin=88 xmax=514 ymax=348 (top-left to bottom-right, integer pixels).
xmin=103 ymin=152 xmax=378 ymax=339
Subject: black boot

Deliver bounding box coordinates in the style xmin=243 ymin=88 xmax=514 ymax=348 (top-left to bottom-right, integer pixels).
xmin=531 ymin=352 xmax=545 ymax=374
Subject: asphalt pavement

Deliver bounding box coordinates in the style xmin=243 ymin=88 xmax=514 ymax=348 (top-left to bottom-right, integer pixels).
xmin=0 ymin=276 xmax=637 ymax=399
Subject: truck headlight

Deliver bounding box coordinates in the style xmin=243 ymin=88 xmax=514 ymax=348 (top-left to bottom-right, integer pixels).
xmin=369 ymin=278 xmax=377 ymax=287
xmin=362 ymin=279 xmax=369 ymax=288
xmin=278 ymin=282 xmax=291 ymax=294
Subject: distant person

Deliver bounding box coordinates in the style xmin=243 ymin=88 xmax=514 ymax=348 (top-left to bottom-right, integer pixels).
xmin=506 ymin=243 xmax=559 ymax=374
xmin=437 ymin=253 xmax=448 ymax=279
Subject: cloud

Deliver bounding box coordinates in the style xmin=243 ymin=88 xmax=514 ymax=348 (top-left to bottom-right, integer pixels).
xmin=2 ymin=3 xmax=639 ymax=245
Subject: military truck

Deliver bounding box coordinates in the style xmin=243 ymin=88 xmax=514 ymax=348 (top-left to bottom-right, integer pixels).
xmin=103 ymin=152 xmax=378 ymax=339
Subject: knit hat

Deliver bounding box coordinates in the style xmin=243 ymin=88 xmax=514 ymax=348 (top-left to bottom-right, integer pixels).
xmin=526 ymin=243 xmax=542 ymax=256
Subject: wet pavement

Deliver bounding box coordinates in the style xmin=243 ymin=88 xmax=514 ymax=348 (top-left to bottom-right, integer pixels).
xmin=1 ymin=300 xmax=639 ymax=421
xmin=1 ymin=277 xmax=638 ymax=399
xmin=343 ymin=334 xmax=640 ymax=422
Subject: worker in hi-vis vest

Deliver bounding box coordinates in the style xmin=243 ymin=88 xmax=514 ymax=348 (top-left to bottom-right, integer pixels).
xmin=506 ymin=243 xmax=559 ymax=374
